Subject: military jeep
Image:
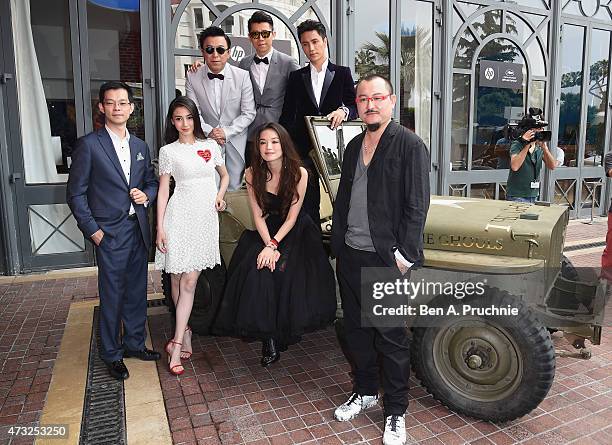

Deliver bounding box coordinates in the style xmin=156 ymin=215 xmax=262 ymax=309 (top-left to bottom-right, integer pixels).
xmin=162 ymin=118 xmax=607 ymax=423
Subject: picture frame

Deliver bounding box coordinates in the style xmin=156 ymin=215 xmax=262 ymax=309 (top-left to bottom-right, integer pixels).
xmin=305 ymin=117 xmax=366 ymax=202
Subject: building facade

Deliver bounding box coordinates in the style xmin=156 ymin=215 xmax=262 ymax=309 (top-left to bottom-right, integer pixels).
xmin=0 ymin=0 xmax=610 ymax=274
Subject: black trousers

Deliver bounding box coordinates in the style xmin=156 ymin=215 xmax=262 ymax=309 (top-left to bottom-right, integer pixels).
xmin=301 ymin=157 xmax=321 ymax=225
xmin=337 ymin=244 xmax=411 ymax=416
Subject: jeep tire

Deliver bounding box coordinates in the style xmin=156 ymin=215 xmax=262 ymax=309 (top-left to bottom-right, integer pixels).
xmin=411 ymin=288 xmax=555 ymax=422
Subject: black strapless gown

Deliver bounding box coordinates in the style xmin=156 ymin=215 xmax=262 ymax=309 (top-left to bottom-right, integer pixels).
xmin=214 ymin=192 xmax=336 ymax=344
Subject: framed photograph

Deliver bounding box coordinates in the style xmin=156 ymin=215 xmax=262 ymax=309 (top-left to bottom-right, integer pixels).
xmin=305 ymin=117 xmax=366 ymax=201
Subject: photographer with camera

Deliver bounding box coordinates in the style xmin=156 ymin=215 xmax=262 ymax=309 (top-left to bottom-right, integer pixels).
xmin=506 ymin=108 xmax=557 ymax=203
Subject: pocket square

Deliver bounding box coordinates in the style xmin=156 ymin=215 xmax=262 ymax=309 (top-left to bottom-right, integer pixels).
xmin=136 ymin=152 xmax=144 ymax=161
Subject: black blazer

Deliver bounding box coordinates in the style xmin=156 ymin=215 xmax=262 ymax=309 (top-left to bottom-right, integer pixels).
xmin=67 ymin=129 xmax=159 ymax=249
xmin=331 ymin=122 xmax=430 ymax=268
xmin=280 ymin=62 xmax=357 ymax=158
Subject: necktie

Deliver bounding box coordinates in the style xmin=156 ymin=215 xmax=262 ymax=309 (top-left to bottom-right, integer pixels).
xmin=207 ymin=72 xmax=224 ymax=80
xmin=254 ymin=56 xmax=269 ymax=65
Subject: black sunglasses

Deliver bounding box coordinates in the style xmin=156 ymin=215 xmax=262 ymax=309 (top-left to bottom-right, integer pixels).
xmin=248 ymin=30 xmax=272 ymax=39
xmin=204 ymin=45 xmax=228 ymax=55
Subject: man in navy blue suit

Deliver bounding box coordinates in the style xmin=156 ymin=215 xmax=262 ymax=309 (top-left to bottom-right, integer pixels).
xmin=67 ymin=81 xmax=160 ymax=380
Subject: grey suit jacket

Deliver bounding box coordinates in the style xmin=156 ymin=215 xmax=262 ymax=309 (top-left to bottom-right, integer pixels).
xmin=185 ymin=63 xmax=256 ymax=160
xmin=239 ymin=49 xmax=300 ymax=140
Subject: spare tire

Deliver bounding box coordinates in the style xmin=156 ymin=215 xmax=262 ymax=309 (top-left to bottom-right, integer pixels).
xmin=411 ymin=288 xmax=555 ymax=422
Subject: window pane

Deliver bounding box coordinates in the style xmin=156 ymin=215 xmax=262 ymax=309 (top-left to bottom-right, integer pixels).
xmin=595 ymin=6 xmax=612 ymax=21
xmin=472 ymin=9 xmax=501 ymax=41
xmin=29 ymin=204 xmax=85 ymax=255
xmin=87 ymin=1 xmax=145 ymax=140
xmin=562 ymin=0 xmax=584 ymax=16
xmin=353 ymin=1 xmax=390 ymax=80
xmin=473 ymin=39 xmax=525 ymax=170
xmin=554 ymin=179 xmax=577 ymax=209
xmin=529 ymin=80 xmax=545 ymax=112
xmin=451 ymin=75 xmax=470 ymax=171
xmin=526 ymin=39 xmax=546 ymax=77
xmin=175 ymin=0 xmax=211 ymax=50
xmin=471 ymin=183 xmax=496 ymax=199
xmin=454 ymin=28 xmax=478 ymax=69
xmin=584 ymin=29 xmax=610 ymax=166
xmin=16 ymin=0 xmax=74 ymax=184
xmin=558 ymin=24 xmax=585 ymax=168
xmin=512 ymin=0 xmax=550 ymax=9
xmin=223 ymin=9 xmax=301 ymax=63
xmin=400 ymin=0 xmax=433 ymax=148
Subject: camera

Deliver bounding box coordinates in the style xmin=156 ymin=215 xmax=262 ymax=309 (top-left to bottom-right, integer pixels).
xmin=513 ymin=107 xmax=551 ymax=142
xmin=533 ymin=130 xmax=552 ymax=142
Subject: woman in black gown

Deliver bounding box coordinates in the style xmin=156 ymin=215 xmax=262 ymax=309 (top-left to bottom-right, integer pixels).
xmin=214 ymin=122 xmax=336 ymax=366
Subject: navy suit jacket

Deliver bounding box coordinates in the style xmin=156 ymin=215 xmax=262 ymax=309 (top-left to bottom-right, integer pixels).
xmin=280 ymin=62 xmax=356 ymax=159
xmin=66 ymin=128 xmax=159 ymax=249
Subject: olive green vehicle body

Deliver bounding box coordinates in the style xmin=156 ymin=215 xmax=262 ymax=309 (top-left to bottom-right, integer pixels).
xmin=219 ymin=118 xmax=603 ymax=346
xmin=197 ymin=117 xmax=606 ymax=421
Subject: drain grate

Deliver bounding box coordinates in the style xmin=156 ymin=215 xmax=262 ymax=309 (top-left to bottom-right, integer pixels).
xmin=147 ymin=298 xmax=167 ymax=308
xmin=564 ymin=240 xmax=606 ymax=252
xmin=79 ymin=307 xmax=127 ymax=445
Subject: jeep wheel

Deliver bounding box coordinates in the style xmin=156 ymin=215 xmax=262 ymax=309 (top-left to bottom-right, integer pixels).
xmin=411 ymin=289 xmax=555 ymax=422
xmin=161 ymin=259 xmax=227 ymax=335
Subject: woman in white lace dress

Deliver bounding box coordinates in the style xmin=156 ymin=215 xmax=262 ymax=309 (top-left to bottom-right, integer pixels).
xmin=155 ymin=96 xmax=229 ymax=375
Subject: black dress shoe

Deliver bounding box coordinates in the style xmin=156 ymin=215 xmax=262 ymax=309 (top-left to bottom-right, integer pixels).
xmin=106 ymin=360 xmax=129 ymax=380
xmin=261 ymin=338 xmax=280 ymax=367
xmin=123 ymin=347 xmax=161 ymax=361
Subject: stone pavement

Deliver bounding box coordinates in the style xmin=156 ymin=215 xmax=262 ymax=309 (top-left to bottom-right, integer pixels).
xmin=0 ymin=218 xmax=610 ymax=445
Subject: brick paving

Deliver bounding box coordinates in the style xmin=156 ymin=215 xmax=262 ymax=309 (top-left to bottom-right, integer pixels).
xmin=0 ymin=220 xmax=610 ymax=445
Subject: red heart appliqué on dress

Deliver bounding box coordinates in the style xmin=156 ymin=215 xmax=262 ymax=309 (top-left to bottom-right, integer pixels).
xmin=197 ymin=149 xmax=212 ymax=162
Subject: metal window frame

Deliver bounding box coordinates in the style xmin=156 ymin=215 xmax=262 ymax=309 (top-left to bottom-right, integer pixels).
xmin=442 ymin=1 xmax=553 ymax=201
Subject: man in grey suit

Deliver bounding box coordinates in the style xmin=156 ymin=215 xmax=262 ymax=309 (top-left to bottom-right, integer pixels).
xmin=238 ymin=11 xmax=300 ymax=166
xmin=186 ymin=26 xmax=255 ymax=190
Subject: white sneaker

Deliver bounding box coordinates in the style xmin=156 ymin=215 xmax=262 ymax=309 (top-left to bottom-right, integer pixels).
xmin=383 ymin=414 xmax=406 ymax=445
xmin=334 ymin=392 xmax=379 ymax=421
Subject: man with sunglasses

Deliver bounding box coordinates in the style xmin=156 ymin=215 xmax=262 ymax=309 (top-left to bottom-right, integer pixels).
xmin=186 ymin=26 xmax=255 ymax=190
xmin=280 ymin=19 xmax=357 ymax=224
xmin=238 ymin=11 xmax=300 ymax=167
xmin=331 ymin=75 xmax=430 ymax=445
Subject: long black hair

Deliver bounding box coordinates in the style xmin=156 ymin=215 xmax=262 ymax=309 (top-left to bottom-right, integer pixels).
xmin=163 ymin=96 xmax=206 ymax=144
xmin=249 ymin=122 xmax=302 ymax=219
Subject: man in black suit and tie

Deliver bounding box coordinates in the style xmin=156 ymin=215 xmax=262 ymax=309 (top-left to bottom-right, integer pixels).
xmin=280 ymin=19 xmax=356 ymax=224
xmin=67 ymin=81 xmax=160 ymax=380
xmin=238 ymin=11 xmax=300 ymax=167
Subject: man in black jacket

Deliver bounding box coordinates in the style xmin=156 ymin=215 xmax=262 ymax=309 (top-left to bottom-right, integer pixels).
xmin=280 ymin=19 xmax=356 ymax=224
xmin=331 ymin=75 xmax=430 ymax=445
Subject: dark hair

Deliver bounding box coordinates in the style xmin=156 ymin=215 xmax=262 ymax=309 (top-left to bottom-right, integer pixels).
xmin=98 ymin=81 xmax=134 ymax=104
xmin=297 ymin=19 xmax=327 ymax=41
xmin=249 ymin=123 xmax=302 ymax=219
xmin=163 ymin=96 xmax=206 ymax=145
xmin=356 ymin=74 xmax=394 ymax=95
xmin=248 ymin=11 xmax=274 ymax=32
xmin=199 ymin=26 xmax=231 ymax=49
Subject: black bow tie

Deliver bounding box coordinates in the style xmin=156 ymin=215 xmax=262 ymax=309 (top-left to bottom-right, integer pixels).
xmin=254 ymin=56 xmax=269 ymax=65
xmin=207 ymin=72 xmax=224 ymax=80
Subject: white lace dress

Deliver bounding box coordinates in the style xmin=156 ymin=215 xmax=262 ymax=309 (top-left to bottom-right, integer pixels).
xmin=154 ymin=139 xmax=224 ymax=274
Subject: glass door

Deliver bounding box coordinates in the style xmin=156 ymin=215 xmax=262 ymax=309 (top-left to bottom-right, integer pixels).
xmin=8 ymin=0 xmax=154 ymax=271
xmin=554 ymin=22 xmax=611 ymax=218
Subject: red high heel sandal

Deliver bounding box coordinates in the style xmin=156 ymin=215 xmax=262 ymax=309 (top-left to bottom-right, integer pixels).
xmin=181 ymin=326 xmax=193 ymax=360
xmin=165 ymin=339 xmax=184 ymax=376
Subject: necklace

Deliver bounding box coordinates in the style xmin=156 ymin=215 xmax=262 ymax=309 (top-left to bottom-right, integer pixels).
xmin=363 ymin=138 xmax=377 ymax=154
